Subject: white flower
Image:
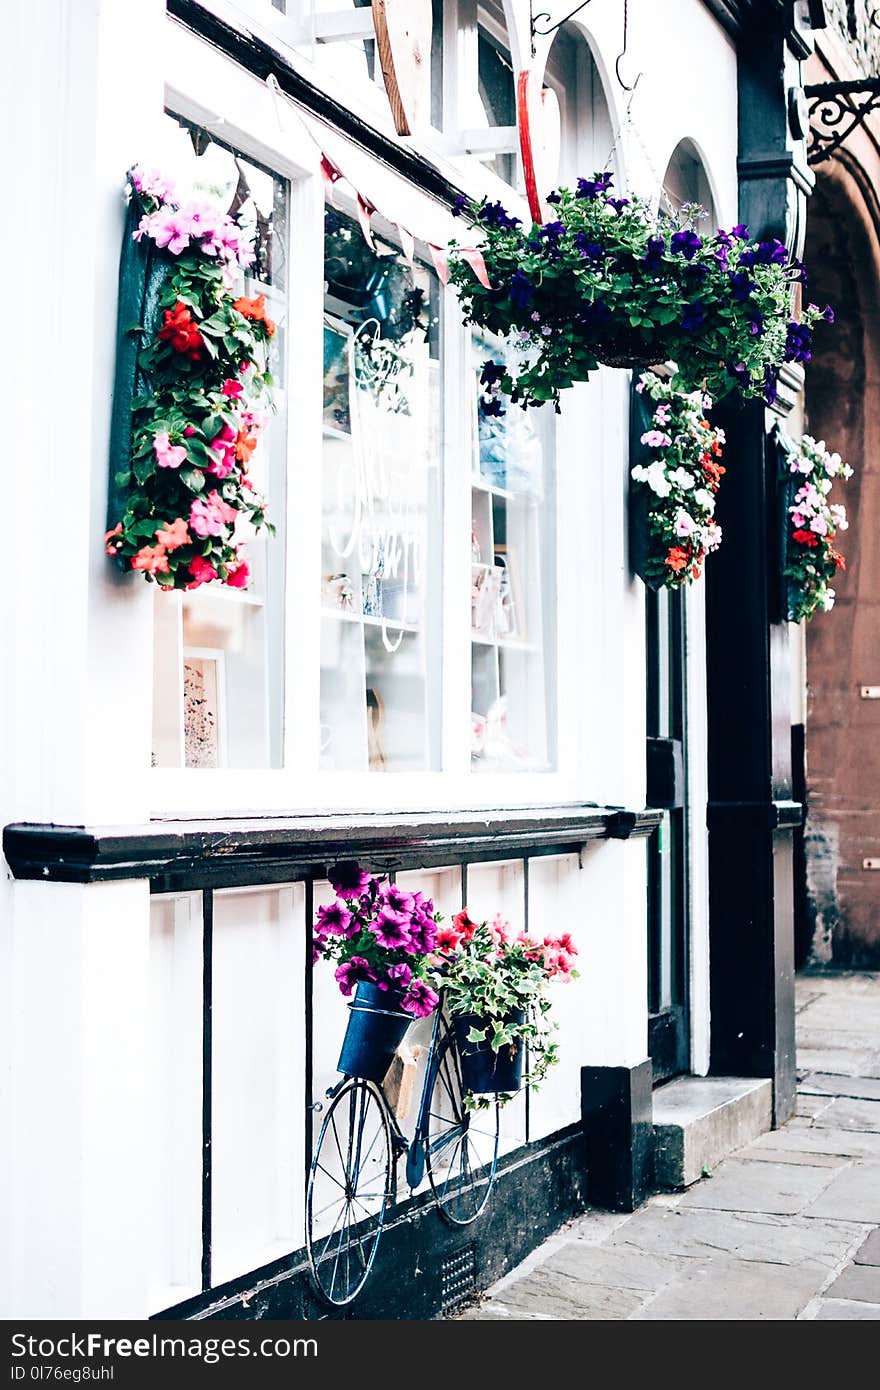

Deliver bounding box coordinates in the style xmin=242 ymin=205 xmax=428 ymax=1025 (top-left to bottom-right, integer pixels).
xmin=703 ymin=520 xmax=722 ymax=551
xmin=830 ymin=504 xmax=848 ymax=530
xmin=668 ymin=466 xmax=696 ymax=490
xmin=675 ymin=509 xmax=697 ymax=538
xmin=819 ymin=477 xmax=833 ymax=495
xmin=820 ymin=589 xmax=835 ymax=611
xmin=693 ymin=488 xmax=714 ymax=510
xmin=632 ymin=460 xmax=672 ymax=498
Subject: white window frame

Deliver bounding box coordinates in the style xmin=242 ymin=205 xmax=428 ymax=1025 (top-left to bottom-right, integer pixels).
xmin=148 ymin=11 xmax=602 ymax=818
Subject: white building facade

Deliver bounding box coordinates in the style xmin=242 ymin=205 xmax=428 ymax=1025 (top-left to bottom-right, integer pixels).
xmin=1 ymin=0 xmax=821 ymax=1320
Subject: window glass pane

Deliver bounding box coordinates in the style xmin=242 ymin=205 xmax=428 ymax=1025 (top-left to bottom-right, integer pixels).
xmin=320 ymin=209 xmax=442 ymax=772
xmin=471 ymin=337 xmax=556 ymax=771
xmin=151 ymin=115 xmax=288 ymax=769
xmin=477 ymin=29 xmax=516 ymax=184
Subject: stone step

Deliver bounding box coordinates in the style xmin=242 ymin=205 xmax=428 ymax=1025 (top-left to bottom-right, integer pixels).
xmin=652 ymin=1076 xmax=773 ymax=1189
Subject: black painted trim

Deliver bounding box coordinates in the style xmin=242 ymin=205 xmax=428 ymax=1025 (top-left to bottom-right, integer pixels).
xmin=153 ymin=1122 xmax=587 ymax=1321
xmin=581 ymin=1059 xmax=653 ymax=1212
xmin=166 ymin=0 xmax=466 ymax=209
xmin=201 ymin=889 xmax=213 ymax=1293
xmin=2 ymin=806 xmax=662 ymax=889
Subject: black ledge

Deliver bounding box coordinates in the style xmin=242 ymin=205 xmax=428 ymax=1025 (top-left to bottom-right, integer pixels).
xmin=3 ymin=805 xmax=662 ymax=892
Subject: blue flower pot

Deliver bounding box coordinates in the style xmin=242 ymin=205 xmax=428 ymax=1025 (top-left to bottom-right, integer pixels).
xmin=453 ymin=1012 xmax=525 ymax=1094
xmin=337 ymin=981 xmax=412 ymax=1082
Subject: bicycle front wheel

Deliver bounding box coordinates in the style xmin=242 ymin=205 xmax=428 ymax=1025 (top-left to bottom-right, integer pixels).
xmin=425 ymin=1033 xmax=500 ymax=1225
xmin=306 ymin=1077 xmax=394 ymax=1306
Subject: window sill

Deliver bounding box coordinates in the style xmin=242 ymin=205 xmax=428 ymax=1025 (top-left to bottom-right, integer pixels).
xmin=3 ymin=804 xmax=662 ymax=891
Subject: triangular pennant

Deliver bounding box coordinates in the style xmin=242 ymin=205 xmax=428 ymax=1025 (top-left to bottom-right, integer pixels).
xmin=426 ymin=243 xmax=449 ymax=286
xmin=397 ymin=223 xmax=416 ymax=275
xmin=356 ymin=193 xmax=377 ymax=251
xmin=460 ymin=247 xmax=491 ymax=289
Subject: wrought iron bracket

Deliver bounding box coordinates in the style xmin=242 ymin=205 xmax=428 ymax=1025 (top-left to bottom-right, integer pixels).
xmin=805 ymin=77 xmax=880 ymax=164
xmin=530 ymin=1 xmax=595 ymax=49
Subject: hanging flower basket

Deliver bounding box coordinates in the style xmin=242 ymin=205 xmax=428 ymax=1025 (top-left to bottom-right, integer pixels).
xmin=448 ymin=174 xmax=833 ymax=409
xmin=452 ymin=1011 xmax=526 ymax=1094
xmin=629 ymin=371 xmax=726 ymax=589
xmin=781 ymin=433 xmax=852 ymax=621
xmin=105 ymin=165 xmax=276 ymax=590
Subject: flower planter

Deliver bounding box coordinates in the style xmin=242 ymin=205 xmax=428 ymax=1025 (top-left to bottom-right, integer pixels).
xmin=593 ymin=331 xmax=664 ymax=372
xmin=337 ymin=981 xmax=413 ymax=1082
xmin=453 ymin=1011 xmax=525 ymax=1094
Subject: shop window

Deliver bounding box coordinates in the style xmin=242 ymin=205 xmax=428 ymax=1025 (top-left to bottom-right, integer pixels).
xmin=151 ymin=116 xmax=289 ymax=769
xmin=471 ymin=336 xmax=556 ymax=771
xmin=320 ymin=208 xmax=443 ymax=771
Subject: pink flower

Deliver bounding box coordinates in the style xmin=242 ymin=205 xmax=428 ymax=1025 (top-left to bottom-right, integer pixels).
xmin=153 ymin=431 xmax=187 ymax=469
xmin=131 ymin=544 xmax=169 ymax=576
xmin=810 ymin=515 xmax=828 ymax=536
xmin=222 ymin=378 xmax=244 ymax=399
xmin=641 ymin=430 xmax=672 ymax=449
xmin=189 ymin=490 xmax=238 ymax=538
xmin=187 ymin=555 xmax=218 ymax=587
xmin=224 ymin=558 xmax=250 ymax=589
xmin=372 ymin=908 xmax=412 ymax=951
xmin=207 ymin=423 xmax=237 ymax=479
xmin=401 ymin=980 xmax=439 ymax=1018
xmin=155 ymin=517 xmax=190 ymax=551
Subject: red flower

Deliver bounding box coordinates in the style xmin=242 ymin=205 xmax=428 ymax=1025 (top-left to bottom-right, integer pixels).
xmin=665 ymin=546 xmax=690 ymax=573
xmin=452 ymin=909 xmax=479 ymax=942
xmin=158 ymin=300 xmax=204 ymax=360
xmin=702 ymin=458 xmax=726 ymax=489
xmin=235 ymin=428 xmax=258 ymax=464
xmin=224 ymin=559 xmax=250 ymax=589
xmin=435 ymin=924 xmax=462 ymax=953
xmin=831 ymin=550 xmax=846 ymax=571
xmin=792 ymin=529 xmax=819 ymax=548
xmin=233 ymin=293 xmax=276 ymax=336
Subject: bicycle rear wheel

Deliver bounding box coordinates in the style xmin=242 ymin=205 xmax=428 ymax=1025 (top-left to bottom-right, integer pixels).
xmin=424 ymin=1032 xmax=500 ymax=1225
xmin=306 ymin=1077 xmax=394 ymax=1305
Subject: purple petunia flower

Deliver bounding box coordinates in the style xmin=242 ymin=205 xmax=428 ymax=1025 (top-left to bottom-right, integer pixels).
xmin=546 ymin=190 xmax=561 ymax=205
xmin=381 ymin=882 xmax=414 ymax=915
xmin=763 ymin=367 xmax=779 ymax=405
xmin=401 ymin=979 xmax=440 ymax=1019
xmin=822 ymin=304 xmax=835 ymax=323
xmin=372 ymin=907 xmax=412 ymax=950
xmin=335 ymin=956 xmax=375 ymax=996
xmin=730 ymin=223 xmax=750 ymax=239
xmin=479 ymin=199 xmax=522 ymax=232
xmin=574 ymin=231 xmax=605 ymax=263
xmin=605 ymin=196 xmax=629 ymax=213
xmin=316 ymin=901 xmax=353 ymax=938
xmin=748 ymin=312 xmax=766 ymax=337
xmin=509 ymin=268 xmax=535 ymax=311
xmin=681 ymin=301 xmax=706 ymax=332
xmin=643 ymin=235 xmax=665 ymax=270
xmin=576 ymin=171 xmax=613 ymax=199
xmin=728 ymin=271 xmax=755 ymax=301
xmin=726 ymin=361 xmax=752 ymax=391
xmin=480 ymin=360 xmax=506 ymax=388
xmin=739 ymin=237 xmax=787 ymax=269
xmin=386 ymin=962 xmax=413 ymax=990
xmin=784 ymin=320 xmax=812 ymax=364
xmin=670 ymin=229 xmax=702 ymax=261
xmin=408 ymin=911 xmax=439 ymax=955
xmin=451 ymin=194 xmax=468 ymax=218
xmin=329 ymin=861 xmax=374 ymax=899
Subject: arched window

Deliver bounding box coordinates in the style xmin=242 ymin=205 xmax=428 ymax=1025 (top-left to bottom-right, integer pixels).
xmin=542 ymin=23 xmax=615 ymax=185
xmin=662 ymin=139 xmax=716 ymax=225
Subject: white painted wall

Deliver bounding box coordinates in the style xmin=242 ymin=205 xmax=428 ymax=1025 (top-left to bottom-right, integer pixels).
xmin=1 ymin=0 xmax=738 ymax=1316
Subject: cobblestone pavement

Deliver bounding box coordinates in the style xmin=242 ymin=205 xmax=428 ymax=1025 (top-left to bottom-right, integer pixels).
xmin=457 ymin=971 xmax=880 ymax=1321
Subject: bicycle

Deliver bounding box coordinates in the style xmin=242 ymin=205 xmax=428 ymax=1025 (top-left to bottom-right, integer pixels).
xmin=305 ymin=991 xmax=502 ymax=1306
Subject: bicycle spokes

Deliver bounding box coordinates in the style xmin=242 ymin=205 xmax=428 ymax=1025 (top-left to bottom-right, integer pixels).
xmin=424 ymin=1034 xmax=500 ymax=1226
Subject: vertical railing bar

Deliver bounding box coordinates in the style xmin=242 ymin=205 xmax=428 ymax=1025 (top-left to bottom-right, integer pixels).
xmin=523 ymin=857 xmax=530 ymax=1145
xmin=304 ymin=877 xmax=315 ymax=1187
xmin=201 ymin=887 xmax=213 ymax=1294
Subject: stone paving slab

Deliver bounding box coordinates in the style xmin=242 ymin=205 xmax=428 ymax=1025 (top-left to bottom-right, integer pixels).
xmin=748 ymin=1125 xmax=880 ymax=1158
xmin=825 ymin=1263 xmax=880 ymax=1303
xmin=810 ymin=1097 xmax=880 ymax=1132
xmin=854 ymin=1229 xmax=880 ymax=1265
xmin=608 ymin=1205 xmax=863 ymax=1269
xmin=675 ymin=1159 xmax=837 ymax=1215
xmin=797 ymin=1049 xmax=880 ymax=1079
xmin=802 ymin=1163 xmax=880 ymax=1224
xmin=739 ymin=1145 xmax=845 ymax=1168
xmin=799 ymin=1073 xmax=880 ymax=1102
xmin=630 ymin=1255 xmax=828 ymax=1321
xmin=814 ymin=1299 xmax=880 ymax=1320
xmin=475 ymin=1267 xmax=647 ymax=1321
xmin=541 ymin=1241 xmax=684 ymax=1293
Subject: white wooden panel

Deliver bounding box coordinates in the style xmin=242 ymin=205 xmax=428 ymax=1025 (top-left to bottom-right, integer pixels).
xmin=211 ymin=884 xmax=306 ymax=1285
xmin=148 ymin=893 xmax=202 ymax=1311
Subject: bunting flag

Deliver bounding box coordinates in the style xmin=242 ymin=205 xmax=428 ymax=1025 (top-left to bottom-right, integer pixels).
xmin=397 ymin=223 xmax=416 ymax=274
xmin=426 ymin=243 xmax=449 ymax=286
xmin=320 ymin=153 xmax=344 ymax=203
xmin=459 ymin=246 xmax=491 ymax=289
xmin=356 ymin=193 xmax=377 ymax=251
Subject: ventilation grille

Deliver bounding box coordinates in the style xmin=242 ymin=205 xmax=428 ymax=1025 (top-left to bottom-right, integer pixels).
xmin=440 ymin=1245 xmax=477 ymax=1313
